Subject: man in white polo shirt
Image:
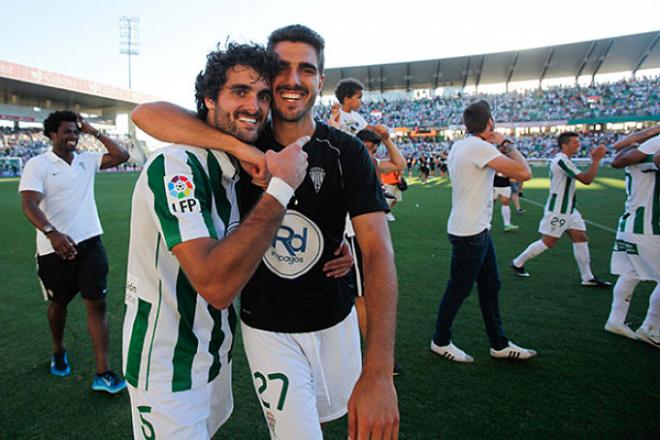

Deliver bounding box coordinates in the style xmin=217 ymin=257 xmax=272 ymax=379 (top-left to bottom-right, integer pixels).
xmin=19 ymin=110 xmax=130 ymax=392
xmin=430 ymin=100 xmax=537 ymax=363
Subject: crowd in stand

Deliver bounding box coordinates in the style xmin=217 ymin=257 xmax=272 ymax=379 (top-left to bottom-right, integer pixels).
xmin=0 ymin=127 xmax=135 ymax=177
xmin=317 ymin=76 xmax=659 ymax=128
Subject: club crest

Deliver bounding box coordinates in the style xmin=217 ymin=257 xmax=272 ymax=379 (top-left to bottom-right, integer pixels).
xmin=309 ymin=167 xmax=325 ymax=193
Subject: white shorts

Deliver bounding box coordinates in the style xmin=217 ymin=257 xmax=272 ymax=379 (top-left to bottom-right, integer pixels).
xmin=384 ymin=184 xmax=402 ymax=202
xmin=538 ymin=210 xmax=586 ymax=238
xmin=493 ymin=186 xmax=511 ymax=199
xmin=241 ymin=308 xmax=362 ymax=440
xmin=611 ymin=231 xmax=660 ymax=282
xmin=127 ymin=364 xmax=233 ymax=440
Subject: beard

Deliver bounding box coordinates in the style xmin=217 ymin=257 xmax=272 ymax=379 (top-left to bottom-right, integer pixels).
xmin=213 ymin=109 xmax=264 ymax=143
xmin=271 ymin=85 xmax=316 ymax=123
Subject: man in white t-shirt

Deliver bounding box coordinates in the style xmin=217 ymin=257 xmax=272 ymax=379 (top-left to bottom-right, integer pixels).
xmin=604 ymin=126 xmax=660 ymax=348
xmin=19 ymin=110 xmax=130 ymax=392
xmin=328 ymin=77 xmax=368 ymax=136
xmin=430 ymin=100 xmax=537 ymax=363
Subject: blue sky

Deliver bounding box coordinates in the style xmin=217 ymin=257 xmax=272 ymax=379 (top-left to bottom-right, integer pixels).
xmin=1 ymin=0 xmax=658 ymax=107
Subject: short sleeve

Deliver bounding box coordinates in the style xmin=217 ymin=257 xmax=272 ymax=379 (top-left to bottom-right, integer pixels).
xmin=557 ymin=158 xmax=579 ymax=178
xmin=343 ymin=138 xmax=388 ymax=218
xmin=639 ymin=136 xmax=660 ymax=155
xmin=18 ymin=157 xmax=45 ymax=194
xmin=145 ymin=150 xmax=218 ymax=250
xmin=471 ymin=140 xmax=502 ymax=168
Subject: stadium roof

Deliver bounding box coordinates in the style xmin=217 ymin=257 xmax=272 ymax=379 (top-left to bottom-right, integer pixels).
xmin=0 ymin=59 xmax=155 ymax=123
xmin=322 ymin=31 xmax=660 ymax=94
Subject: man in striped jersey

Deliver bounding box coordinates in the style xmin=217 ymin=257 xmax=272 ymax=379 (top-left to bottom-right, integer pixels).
xmin=131 ymin=25 xmax=399 ymax=440
xmin=511 ymin=132 xmax=611 ymax=287
xmin=605 ymin=126 xmax=660 ymax=348
xmin=122 ymin=43 xmax=310 ymax=439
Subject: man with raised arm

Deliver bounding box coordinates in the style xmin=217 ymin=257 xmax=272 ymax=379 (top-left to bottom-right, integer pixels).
xmin=122 ymin=42 xmax=310 ymax=439
xmin=131 ymin=25 xmax=399 ymax=440
xmin=511 ymin=132 xmax=612 ymax=288
xmin=20 ymin=110 xmax=129 ymax=392
xmin=604 ymin=125 xmax=660 ymax=347
xmin=430 ymin=100 xmax=537 ymax=363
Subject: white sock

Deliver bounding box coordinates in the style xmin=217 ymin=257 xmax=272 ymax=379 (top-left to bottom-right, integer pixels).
xmin=572 ymin=242 xmax=594 ymax=282
xmin=513 ymin=240 xmax=548 ymax=267
xmin=640 ymin=283 xmax=660 ymax=329
xmin=607 ymin=276 xmax=639 ymax=325
xmin=501 ymin=205 xmax=511 ymax=226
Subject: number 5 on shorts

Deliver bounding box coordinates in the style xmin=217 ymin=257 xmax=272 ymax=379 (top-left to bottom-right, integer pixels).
xmin=254 ymin=372 xmax=289 ymax=411
xmin=137 ymin=406 xmax=155 ymax=440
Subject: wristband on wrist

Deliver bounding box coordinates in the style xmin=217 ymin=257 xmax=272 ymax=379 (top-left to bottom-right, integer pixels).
xmin=265 ymin=177 xmax=294 ymax=208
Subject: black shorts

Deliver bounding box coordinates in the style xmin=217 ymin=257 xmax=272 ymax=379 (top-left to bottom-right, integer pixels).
xmin=37 ymin=236 xmax=109 ymax=305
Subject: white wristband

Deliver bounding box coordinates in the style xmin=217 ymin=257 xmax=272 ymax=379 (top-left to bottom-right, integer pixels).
xmin=266 ymin=177 xmax=294 ymax=208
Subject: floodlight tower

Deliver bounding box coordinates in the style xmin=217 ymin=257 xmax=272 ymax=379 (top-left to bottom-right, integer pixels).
xmin=119 ymin=16 xmax=140 ymax=89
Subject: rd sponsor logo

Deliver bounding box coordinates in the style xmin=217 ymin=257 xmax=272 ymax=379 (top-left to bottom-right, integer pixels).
xmin=263 ymin=210 xmax=323 ymax=279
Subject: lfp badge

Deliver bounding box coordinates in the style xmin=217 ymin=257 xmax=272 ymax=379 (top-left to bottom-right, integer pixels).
xmin=165 ymin=174 xmax=200 ymax=214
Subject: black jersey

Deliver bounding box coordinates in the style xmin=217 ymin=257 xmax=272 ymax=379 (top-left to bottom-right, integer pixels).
xmin=493 ymin=173 xmax=511 ymax=187
xmin=238 ymin=122 xmax=388 ymax=332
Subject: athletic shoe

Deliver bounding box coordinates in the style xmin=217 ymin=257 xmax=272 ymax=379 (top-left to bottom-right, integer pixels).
xmin=581 ymin=277 xmax=612 ymax=288
xmin=385 ymin=212 xmax=396 ymax=222
xmin=604 ymin=321 xmax=639 ymax=340
xmin=510 ymin=261 xmax=529 ymax=277
xmin=393 ymin=361 xmax=403 ymax=376
xmin=430 ymin=341 xmax=474 ymax=363
xmin=91 ymin=370 xmax=127 ymax=394
xmin=516 ymin=208 xmax=526 ymax=214
xmin=636 ymin=325 xmax=660 ymax=349
xmin=490 ymin=342 xmax=537 ymax=360
xmin=503 ymin=224 xmax=519 ymax=232
xmin=50 ymin=350 xmax=71 ymax=377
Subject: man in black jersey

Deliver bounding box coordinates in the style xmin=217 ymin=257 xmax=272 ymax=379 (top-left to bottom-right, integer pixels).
xmin=132 ymin=24 xmax=399 ymax=440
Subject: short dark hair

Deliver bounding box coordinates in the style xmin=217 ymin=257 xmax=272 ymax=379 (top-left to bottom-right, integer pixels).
xmin=195 ymin=42 xmax=281 ymax=120
xmin=463 ymin=100 xmax=492 ymax=134
xmin=356 ymin=128 xmax=382 ymax=145
xmin=557 ymin=131 xmax=579 ymax=148
xmin=267 ymin=24 xmax=325 ymax=73
xmin=335 ymin=78 xmax=364 ymax=104
xmin=43 ymin=110 xmax=78 ymax=138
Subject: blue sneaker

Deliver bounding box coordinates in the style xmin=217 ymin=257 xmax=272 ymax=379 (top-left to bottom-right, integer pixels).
xmin=50 ymin=351 xmax=71 ymax=377
xmin=91 ymin=370 xmax=127 ymax=394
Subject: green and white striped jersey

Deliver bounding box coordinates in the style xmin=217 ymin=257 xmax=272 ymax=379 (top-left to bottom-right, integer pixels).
xmin=618 ymin=136 xmax=660 ymax=236
xmin=122 ymin=145 xmax=240 ymax=392
xmin=545 ymin=152 xmax=580 ymax=215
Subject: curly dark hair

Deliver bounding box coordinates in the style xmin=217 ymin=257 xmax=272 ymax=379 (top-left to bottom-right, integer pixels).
xmin=43 ymin=110 xmax=78 ymax=138
xmin=195 ymin=42 xmax=281 ymax=120
xmin=335 ymin=78 xmax=364 ymax=104
xmin=267 ymin=24 xmax=325 ymax=73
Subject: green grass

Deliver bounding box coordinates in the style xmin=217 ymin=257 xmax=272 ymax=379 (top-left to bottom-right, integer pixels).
xmin=0 ymin=167 xmax=658 ymax=439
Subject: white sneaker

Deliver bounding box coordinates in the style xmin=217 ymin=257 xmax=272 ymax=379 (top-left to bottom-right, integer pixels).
xmin=490 ymin=342 xmax=537 ymax=360
xmin=604 ymin=321 xmax=639 ymax=340
xmin=636 ymin=325 xmax=660 ymax=349
xmin=386 ymin=212 xmax=396 ymax=222
xmin=430 ymin=341 xmax=474 ymax=363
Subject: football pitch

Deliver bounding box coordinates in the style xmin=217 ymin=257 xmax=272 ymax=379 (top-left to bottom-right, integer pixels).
xmin=0 ymin=167 xmax=658 ymax=439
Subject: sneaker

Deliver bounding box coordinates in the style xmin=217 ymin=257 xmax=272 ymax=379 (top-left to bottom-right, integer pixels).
xmin=636 ymin=325 xmax=660 ymax=349
xmin=430 ymin=341 xmax=474 ymax=363
xmin=604 ymin=321 xmax=639 ymax=340
xmin=581 ymin=277 xmax=612 ymax=288
xmin=393 ymin=361 xmax=403 ymax=376
xmin=92 ymin=370 xmax=127 ymax=394
xmin=516 ymin=208 xmax=526 ymax=214
xmin=50 ymin=350 xmax=71 ymax=377
xmin=510 ymin=261 xmax=529 ymax=277
xmin=385 ymin=212 xmax=396 ymax=222
xmin=503 ymin=224 xmax=519 ymax=232
xmin=490 ymin=342 xmax=537 ymax=360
